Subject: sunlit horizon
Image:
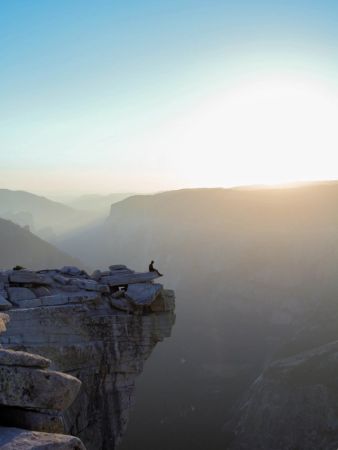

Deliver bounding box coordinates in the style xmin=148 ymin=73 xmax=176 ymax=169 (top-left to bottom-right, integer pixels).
xmin=2 ymin=1 xmax=338 ymax=198
xmin=3 ymin=175 xmax=338 ymax=204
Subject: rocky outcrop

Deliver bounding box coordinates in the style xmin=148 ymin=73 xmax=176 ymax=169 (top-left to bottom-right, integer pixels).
xmin=0 ymin=313 xmax=85 ymax=449
xmin=0 ymin=265 xmax=175 ymax=449
xmin=0 ymin=265 xmax=170 ymax=314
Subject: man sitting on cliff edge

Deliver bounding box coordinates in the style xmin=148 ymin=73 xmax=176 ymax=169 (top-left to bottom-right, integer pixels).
xmin=149 ymin=260 xmax=163 ymax=276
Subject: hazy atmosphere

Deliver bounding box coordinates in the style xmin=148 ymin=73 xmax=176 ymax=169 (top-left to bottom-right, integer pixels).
xmin=2 ymin=1 xmax=338 ymax=450
xmin=2 ymin=1 xmax=338 ymax=197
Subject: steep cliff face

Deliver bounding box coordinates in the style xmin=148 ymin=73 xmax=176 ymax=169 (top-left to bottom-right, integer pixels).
xmin=226 ymin=299 xmax=338 ymax=450
xmin=227 ymin=343 xmax=338 ymax=450
xmin=0 ymin=266 xmax=175 ymax=449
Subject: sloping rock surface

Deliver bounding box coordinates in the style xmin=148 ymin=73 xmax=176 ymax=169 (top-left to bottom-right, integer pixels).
xmin=125 ymin=283 xmax=162 ymax=306
xmin=0 ymin=348 xmax=50 ymax=368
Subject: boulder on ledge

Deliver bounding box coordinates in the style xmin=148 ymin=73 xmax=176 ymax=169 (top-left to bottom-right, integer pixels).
xmin=9 ymin=271 xmax=53 ymax=286
xmin=125 ymin=283 xmax=162 ymax=306
xmin=0 ymin=348 xmax=51 ymax=369
xmin=0 ymin=365 xmax=81 ymax=411
xmin=0 ymin=427 xmax=86 ymax=449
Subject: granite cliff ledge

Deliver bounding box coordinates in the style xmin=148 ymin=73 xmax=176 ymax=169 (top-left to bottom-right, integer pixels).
xmin=0 ymin=265 xmax=175 ymax=449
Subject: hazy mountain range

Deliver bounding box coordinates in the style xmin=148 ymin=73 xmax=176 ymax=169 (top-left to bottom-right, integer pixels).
xmin=68 ymin=193 xmax=133 ymax=215
xmin=59 ymin=182 xmax=338 ymax=308
xmin=0 ymin=218 xmax=80 ymax=270
xmin=0 ymin=189 xmax=132 ymax=241
xmin=2 ymin=181 xmax=338 ymax=448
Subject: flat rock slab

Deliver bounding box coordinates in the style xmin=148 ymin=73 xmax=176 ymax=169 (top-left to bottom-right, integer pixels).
xmin=14 ymin=298 xmax=42 ymax=309
xmin=100 ymin=271 xmax=160 ymax=287
xmin=8 ymin=287 xmax=36 ymax=305
xmin=67 ymin=291 xmax=100 ymax=304
xmin=0 ymin=366 xmax=81 ymax=411
xmin=9 ymin=271 xmax=53 ymax=286
xmin=69 ymin=279 xmax=99 ymax=291
xmin=60 ymin=267 xmax=88 ymax=278
xmin=0 ymin=349 xmax=51 ymax=368
xmin=40 ymin=294 xmax=69 ymax=307
xmin=0 ymin=427 xmax=86 ymax=449
xmin=125 ymin=283 xmax=162 ymax=306
xmin=109 ymin=265 xmax=128 ymax=271
xmin=13 ymin=292 xmax=101 ymax=309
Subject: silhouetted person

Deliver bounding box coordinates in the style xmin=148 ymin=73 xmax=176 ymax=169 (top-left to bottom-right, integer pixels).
xmin=149 ymin=260 xmax=163 ymax=276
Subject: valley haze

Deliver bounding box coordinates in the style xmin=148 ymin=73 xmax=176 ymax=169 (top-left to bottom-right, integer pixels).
xmin=1 ymin=181 xmax=338 ymax=448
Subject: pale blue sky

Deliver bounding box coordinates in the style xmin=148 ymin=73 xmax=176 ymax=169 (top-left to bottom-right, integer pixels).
xmin=1 ymin=0 xmax=338 ymax=196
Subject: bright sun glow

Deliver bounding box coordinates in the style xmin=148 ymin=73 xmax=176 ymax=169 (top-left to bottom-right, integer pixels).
xmin=2 ymin=76 xmax=338 ymax=195
xmin=128 ymin=75 xmax=338 ymax=190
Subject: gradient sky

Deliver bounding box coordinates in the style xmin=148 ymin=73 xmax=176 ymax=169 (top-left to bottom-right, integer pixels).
xmin=1 ymin=0 xmax=338 ymax=197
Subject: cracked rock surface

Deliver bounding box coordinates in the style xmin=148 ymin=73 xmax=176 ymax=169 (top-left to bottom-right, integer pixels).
xmin=0 ymin=312 xmax=86 ymax=449
xmin=0 ymin=265 xmax=175 ymax=449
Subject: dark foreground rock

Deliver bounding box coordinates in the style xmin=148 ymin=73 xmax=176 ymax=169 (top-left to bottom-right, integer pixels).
xmin=0 ymin=313 xmax=85 ymax=449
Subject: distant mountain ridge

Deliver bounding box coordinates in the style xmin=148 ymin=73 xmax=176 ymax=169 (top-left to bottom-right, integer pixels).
xmin=69 ymin=193 xmax=133 ymax=215
xmin=0 ymin=217 xmax=81 ymax=270
xmin=0 ymin=189 xmax=98 ymax=240
xmin=0 ymin=188 xmax=74 ymax=214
